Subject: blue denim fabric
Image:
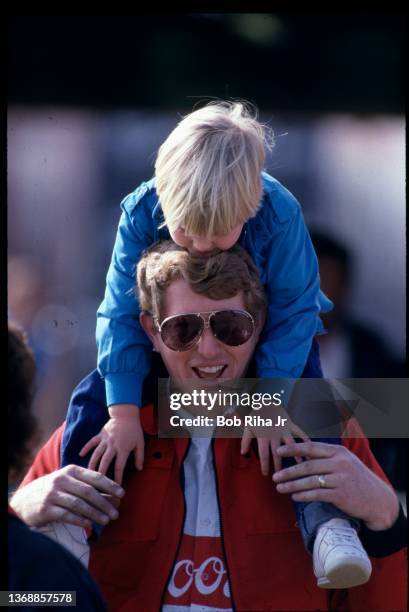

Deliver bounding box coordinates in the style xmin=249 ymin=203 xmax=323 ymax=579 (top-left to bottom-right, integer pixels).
xmin=61 ymin=370 xmax=109 ymax=470
xmin=287 ymin=339 xmax=359 ymax=553
xmin=289 ymin=438 xmax=361 ymax=553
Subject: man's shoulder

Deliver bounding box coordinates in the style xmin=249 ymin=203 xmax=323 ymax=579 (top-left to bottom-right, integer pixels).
xmin=19 ymin=424 xmax=65 ymax=486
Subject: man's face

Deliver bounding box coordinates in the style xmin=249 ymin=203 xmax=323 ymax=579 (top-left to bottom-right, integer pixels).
xmin=140 ymin=278 xmax=262 ymax=382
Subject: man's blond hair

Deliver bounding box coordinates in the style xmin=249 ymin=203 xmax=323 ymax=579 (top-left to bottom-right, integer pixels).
xmin=137 ymin=240 xmax=267 ymax=323
xmin=155 ymin=100 xmax=273 ymax=238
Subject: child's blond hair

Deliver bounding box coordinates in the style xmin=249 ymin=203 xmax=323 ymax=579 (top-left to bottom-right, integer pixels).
xmin=155 ymin=100 xmax=273 ymax=238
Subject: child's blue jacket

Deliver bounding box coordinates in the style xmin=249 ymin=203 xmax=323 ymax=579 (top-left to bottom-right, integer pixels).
xmin=96 ymin=172 xmax=333 ymax=407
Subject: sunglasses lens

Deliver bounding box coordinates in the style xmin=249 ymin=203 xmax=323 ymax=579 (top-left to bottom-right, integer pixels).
xmin=161 ymin=314 xmax=203 ymax=351
xmin=212 ymin=311 xmax=254 ymax=346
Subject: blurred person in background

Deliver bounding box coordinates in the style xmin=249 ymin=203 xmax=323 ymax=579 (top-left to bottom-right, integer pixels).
xmin=8 ymin=255 xmax=47 ymax=369
xmin=8 ymin=254 xmax=75 ymax=441
xmin=8 ymin=322 xmax=107 ymax=611
xmin=311 ymin=231 xmax=407 ymax=492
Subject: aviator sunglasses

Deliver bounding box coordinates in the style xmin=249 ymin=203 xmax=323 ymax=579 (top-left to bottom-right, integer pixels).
xmin=154 ymin=309 xmax=255 ymax=352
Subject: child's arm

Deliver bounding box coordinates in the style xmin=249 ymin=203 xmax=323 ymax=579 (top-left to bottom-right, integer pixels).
xmin=97 ymin=183 xmax=156 ymax=409
xmin=256 ymin=197 xmax=326 ymax=382
xmin=91 ymin=183 xmax=157 ymax=481
xmin=243 ymin=184 xmax=331 ymax=473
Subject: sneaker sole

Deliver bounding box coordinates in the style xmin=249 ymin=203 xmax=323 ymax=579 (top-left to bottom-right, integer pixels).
xmin=317 ymin=563 xmax=371 ymax=589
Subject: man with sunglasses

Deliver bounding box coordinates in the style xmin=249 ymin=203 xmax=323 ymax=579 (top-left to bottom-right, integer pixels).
xmin=11 ymin=241 xmax=407 ymax=611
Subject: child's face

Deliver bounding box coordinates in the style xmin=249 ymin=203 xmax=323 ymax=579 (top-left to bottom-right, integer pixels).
xmin=169 ymin=224 xmax=244 ymax=256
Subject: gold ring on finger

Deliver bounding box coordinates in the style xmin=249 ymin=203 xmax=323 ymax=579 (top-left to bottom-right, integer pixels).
xmin=318 ymin=475 xmax=327 ymax=488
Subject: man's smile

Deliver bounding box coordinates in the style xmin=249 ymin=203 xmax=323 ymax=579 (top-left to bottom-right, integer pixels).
xmin=191 ymin=364 xmax=228 ymax=379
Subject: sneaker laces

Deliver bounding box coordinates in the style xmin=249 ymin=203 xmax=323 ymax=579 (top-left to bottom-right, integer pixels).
xmin=322 ymin=527 xmax=359 ymax=547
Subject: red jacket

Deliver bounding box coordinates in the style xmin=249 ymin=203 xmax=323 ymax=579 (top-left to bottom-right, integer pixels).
xmin=21 ymin=407 xmax=407 ymax=611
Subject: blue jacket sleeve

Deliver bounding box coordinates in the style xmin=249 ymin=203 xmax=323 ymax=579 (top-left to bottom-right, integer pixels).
xmin=61 ymin=361 xmax=163 ymax=472
xmin=96 ymin=184 xmax=155 ymax=407
xmin=255 ymin=194 xmax=326 ymax=380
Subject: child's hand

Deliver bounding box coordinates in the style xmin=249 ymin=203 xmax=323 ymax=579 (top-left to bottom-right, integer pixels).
xmin=240 ymin=407 xmax=309 ymax=476
xmin=79 ymin=404 xmax=144 ymax=485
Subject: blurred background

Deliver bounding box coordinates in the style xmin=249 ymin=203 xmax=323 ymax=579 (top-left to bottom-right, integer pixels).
xmin=7 ymin=14 xmax=406 ymax=493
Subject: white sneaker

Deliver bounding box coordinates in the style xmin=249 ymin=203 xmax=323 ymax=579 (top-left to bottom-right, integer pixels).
xmin=35 ymin=522 xmax=90 ymax=568
xmin=313 ymin=518 xmax=372 ymax=589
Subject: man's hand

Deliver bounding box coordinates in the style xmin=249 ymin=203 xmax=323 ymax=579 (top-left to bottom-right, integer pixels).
xmin=10 ymin=465 xmax=125 ymax=528
xmin=79 ymin=404 xmax=145 ymax=485
xmin=241 ymin=407 xmax=309 ymax=475
xmin=272 ymin=441 xmax=400 ymax=530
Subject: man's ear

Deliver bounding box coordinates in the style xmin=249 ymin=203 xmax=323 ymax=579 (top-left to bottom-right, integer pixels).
xmin=140 ymin=311 xmax=157 ymax=344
